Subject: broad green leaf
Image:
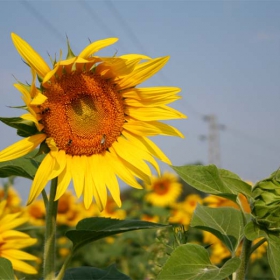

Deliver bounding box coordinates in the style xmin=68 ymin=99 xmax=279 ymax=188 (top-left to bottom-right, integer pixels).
xmin=0 ymin=117 xmax=38 ymax=137
xmin=0 ymin=258 xmax=15 ymax=280
xmin=244 ymin=221 xmax=280 ymax=279
xmin=172 ymin=165 xmax=252 ymax=202
xmin=157 ymin=244 xmax=240 ymax=280
xmin=66 ymin=217 xmax=169 ymax=251
xmin=191 ymin=204 xmax=244 ymax=252
xmin=267 ymin=234 xmax=280 ymax=279
xmin=62 ymin=264 xmax=131 ymax=280
xmin=244 ymin=221 xmax=267 ymax=240
xmin=0 ymin=150 xmax=45 ymax=180
xmin=219 ymin=169 xmax=253 ymax=199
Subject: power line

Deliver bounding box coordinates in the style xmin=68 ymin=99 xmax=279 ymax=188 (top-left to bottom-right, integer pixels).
xmin=21 ymin=1 xmax=66 ymax=45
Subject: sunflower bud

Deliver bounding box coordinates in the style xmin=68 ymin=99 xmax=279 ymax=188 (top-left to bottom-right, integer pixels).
xmin=252 ymin=170 xmax=280 ymax=231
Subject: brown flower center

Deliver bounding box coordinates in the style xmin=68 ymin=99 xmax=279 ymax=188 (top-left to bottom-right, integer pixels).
xmin=153 ymin=180 xmax=170 ymax=195
xmin=40 ymin=72 xmax=125 ymax=156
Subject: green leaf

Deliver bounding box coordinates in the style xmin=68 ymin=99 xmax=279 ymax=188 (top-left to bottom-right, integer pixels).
xmin=244 ymin=221 xmax=280 ymax=279
xmin=62 ymin=264 xmax=131 ymax=280
xmin=267 ymin=234 xmax=280 ymax=279
xmin=66 ymin=217 xmax=169 ymax=251
xmin=244 ymin=221 xmax=267 ymax=240
xmin=0 ymin=258 xmax=15 ymax=280
xmin=0 ymin=149 xmax=45 ymax=180
xmin=190 ymin=204 xmax=244 ymax=252
xmin=0 ymin=117 xmax=38 ymax=137
xmin=219 ymin=169 xmax=253 ymax=199
xmin=157 ymin=244 xmax=240 ymax=280
xmin=172 ymin=165 xmax=252 ymax=201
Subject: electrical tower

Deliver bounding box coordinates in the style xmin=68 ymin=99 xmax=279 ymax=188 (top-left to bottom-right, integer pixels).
xmin=202 ymin=114 xmax=224 ymax=167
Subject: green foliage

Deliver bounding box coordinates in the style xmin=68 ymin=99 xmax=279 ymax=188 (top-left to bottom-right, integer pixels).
xmin=66 ymin=217 xmax=169 ymax=251
xmin=245 ymin=221 xmax=280 ymax=279
xmin=0 ymin=117 xmax=38 ymax=137
xmin=191 ymin=204 xmax=244 ymax=253
xmin=157 ymin=244 xmax=240 ymax=280
xmin=0 ymin=150 xmax=45 ymax=180
xmin=172 ymin=164 xmax=252 ymax=201
xmin=0 ymin=258 xmax=15 ymax=280
xmin=62 ymin=264 xmax=131 ymax=280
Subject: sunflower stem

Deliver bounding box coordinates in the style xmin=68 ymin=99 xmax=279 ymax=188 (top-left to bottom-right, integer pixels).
xmin=43 ymin=177 xmax=58 ymax=280
xmin=236 ymin=237 xmax=252 ymax=280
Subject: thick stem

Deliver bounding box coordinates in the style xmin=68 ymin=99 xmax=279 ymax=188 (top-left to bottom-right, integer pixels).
xmin=236 ymin=237 xmax=252 ymax=280
xmin=43 ymin=178 xmax=58 ymax=280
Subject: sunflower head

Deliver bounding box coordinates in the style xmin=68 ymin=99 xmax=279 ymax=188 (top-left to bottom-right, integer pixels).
xmin=145 ymin=172 xmax=182 ymax=207
xmin=0 ymin=33 xmax=186 ymax=211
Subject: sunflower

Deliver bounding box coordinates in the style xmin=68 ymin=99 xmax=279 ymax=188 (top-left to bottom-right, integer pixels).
xmin=0 ymin=201 xmax=38 ymax=275
xmin=0 ymin=33 xmax=186 ymax=210
xmin=145 ymin=172 xmax=182 ymax=207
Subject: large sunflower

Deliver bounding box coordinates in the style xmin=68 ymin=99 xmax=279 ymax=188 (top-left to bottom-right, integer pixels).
xmin=0 ymin=33 xmax=186 ymax=210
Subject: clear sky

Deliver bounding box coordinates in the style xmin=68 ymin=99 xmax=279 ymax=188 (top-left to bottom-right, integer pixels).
xmin=0 ymin=0 xmax=279 ymax=200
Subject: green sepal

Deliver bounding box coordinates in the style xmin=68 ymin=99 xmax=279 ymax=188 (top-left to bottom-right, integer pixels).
xmin=0 ymin=117 xmax=39 ymax=137
xmin=6 ymin=105 xmax=28 ymax=110
xmin=66 ymin=35 xmax=76 ymax=59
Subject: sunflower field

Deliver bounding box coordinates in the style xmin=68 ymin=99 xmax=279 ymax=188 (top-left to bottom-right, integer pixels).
xmin=0 ymin=33 xmax=279 ymax=280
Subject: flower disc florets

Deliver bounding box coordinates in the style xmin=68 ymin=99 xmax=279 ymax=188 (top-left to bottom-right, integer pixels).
xmin=40 ymin=72 xmax=125 ymax=156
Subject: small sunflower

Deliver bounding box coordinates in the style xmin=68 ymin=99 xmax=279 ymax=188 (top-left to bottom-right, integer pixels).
xmin=0 ymin=34 xmax=186 ymax=210
xmin=0 ymin=201 xmax=38 ymax=275
xmin=145 ymin=172 xmax=182 ymax=207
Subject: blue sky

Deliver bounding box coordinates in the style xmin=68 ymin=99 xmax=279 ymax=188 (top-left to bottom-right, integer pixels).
xmin=0 ymin=1 xmax=279 ymax=199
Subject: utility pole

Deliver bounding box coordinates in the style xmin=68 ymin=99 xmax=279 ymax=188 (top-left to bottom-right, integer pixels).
xmin=201 ymin=114 xmax=225 ymax=167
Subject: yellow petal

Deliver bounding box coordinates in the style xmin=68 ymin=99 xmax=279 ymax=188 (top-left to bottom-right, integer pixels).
xmin=11 ymin=33 xmax=50 ymax=78
xmin=106 ymin=151 xmax=143 ymax=189
xmin=2 ymin=250 xmax=37 ymax=260
xmin=0 ymin=134 xmax=46 ymax=162
xmin=79 ymin=38 xmax=118 ymax=58
xmin=125 ymin=105 xmax=187 ymax=121
xmin=123 ymin=120 xmax=185 ymax=138
xmin=122 ymin=87 xmax=181 ymax=101
xmin=101 ymin=152 xmax=121 ymax=207
xmin=124 ymin=95 xmax=181 ymax=107
xmin=48 ymin=150 xmax=67 ymax=180
xmin=112 ymin=138 xmax=151 ymax=178
xmin=14 ymin=83 xmax=31 ymax=104
xmin=3 ymin=257 xmax=37 ymax=274
xmin=84 ymin=157 xmax=94 ymax=209
xmin=120 ymin=54 xmax=151 ymax=60
xmin=117 ymin=136 xmax=160 ymax=175
xmin=117 ymin=56 xmax=169 ymax=89
xmin=88 ymin=155 xmax=107 ymax=211
xmin=111 ymin=142 xmax=151 ymax=184
xmin=122 ymin=130 xmax=171 ymax=164
xmin=70 ymin=155 xmax=85 ymax=198
xmin=0 ymin=214 xmax=28 ymax=231
xmin=27 ymin=153 xmax=56 ymax=204
xmin=30 ymin=91 xmax=48 ymax=105
xmin=55 ymin=159 xmax=72 ymax=200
